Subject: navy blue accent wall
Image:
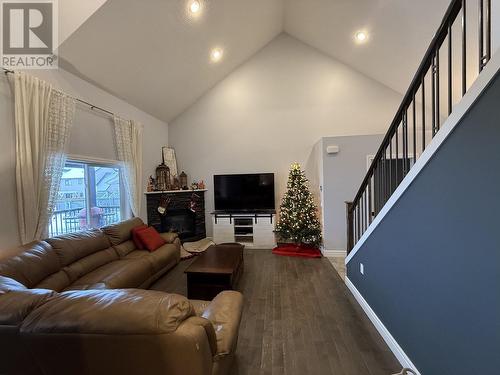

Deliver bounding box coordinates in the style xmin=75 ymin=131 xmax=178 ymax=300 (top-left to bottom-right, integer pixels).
xmin=347 ymin=72 xmax=500 ymax=374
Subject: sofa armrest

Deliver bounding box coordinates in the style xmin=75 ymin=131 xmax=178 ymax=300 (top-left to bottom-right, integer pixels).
xmin=20 ymin=289 xmax=194 ymax=335
xmin=184 ymin=316 xmax=217 ymax=356
xmin=199 ymin=291 xmax=244 ymax=358
xmin=160 ymin=232 xmax=179 ymax=244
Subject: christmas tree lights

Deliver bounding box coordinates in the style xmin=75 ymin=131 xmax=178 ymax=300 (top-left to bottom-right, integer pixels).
xmin=274 ymin=163 xmax=323 ymax=248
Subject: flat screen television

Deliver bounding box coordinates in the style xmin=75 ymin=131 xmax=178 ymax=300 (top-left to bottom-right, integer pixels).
xmin=214 ymin=173 xmax=275 ymax=212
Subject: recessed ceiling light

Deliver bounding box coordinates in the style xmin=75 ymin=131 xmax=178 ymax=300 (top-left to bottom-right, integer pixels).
xmin=189 ymin=0 xmax=201 ymax=14
xmin=210 ymin=48 xmax=223 ymax=63
xmin=355 ymin=31 xmax=368 ymax=43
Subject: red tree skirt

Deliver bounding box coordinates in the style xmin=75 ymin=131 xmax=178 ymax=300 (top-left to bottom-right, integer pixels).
xmin=272 ymin=244 xmax=322 ymax=258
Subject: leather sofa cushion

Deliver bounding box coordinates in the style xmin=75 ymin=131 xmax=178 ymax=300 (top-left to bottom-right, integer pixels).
xmin=61 ymin=283 xmax=107 ymax=291
xmin=0 ymin=276 xmax=26 ymax=292
xmin=122 ymin=250 xmax=147 ymax=260
xmin=124 ymin=243 xmax=179 ymax=273
xmin=64 ymin=258 xmax=153 ymax=290
xmin=0 ymin=288 xmax=55 ymax=325
xmin=0 ymin=241 xmax=60 ymax=288
xmin=113 ymin=239 xmax=137 ymax=257
xmin=0 ymin=276 xmax=55 ymax=326
xmin=102 ymin=217 xmax=144 ymax=246
xmin=21 ymin=289 xmax=194 ymax=335
xmin=35 ymin=270 xmax=71 ymax=292
xmin=62 ymin=247 xmax=119 ymax=284
xmin=46 ymin=230 xmax=111 ymax=267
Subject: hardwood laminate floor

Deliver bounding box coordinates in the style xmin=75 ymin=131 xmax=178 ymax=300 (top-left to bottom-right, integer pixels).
xmin=151 ymin=250 xmax=400 ymax=375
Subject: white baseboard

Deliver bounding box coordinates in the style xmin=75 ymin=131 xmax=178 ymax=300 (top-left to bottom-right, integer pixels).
xmin=345 ymin=277 xmax=421 ymax=375
xmin=321 ymin=249 xmax=346 ymax=257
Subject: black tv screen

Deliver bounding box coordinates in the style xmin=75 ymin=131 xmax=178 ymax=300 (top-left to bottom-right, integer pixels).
xmin=214 ymin=173 xmax=275 ymax=212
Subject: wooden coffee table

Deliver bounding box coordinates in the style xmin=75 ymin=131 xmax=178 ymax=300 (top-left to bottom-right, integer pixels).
xmin=184 ymin=243 xmax=244 ymax=300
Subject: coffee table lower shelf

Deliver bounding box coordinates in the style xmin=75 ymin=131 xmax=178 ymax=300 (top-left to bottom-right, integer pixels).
xmin=184 ymin=244 xmax=244 ymax=300
xmin=186 ymin=274 xmax=239 ymax=300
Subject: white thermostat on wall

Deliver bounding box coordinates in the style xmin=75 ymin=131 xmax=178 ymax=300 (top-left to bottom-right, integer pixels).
xmin=326 ymin=145 xmax=340 ymax=154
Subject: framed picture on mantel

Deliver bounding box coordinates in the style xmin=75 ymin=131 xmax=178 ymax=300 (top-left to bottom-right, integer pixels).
xmin=162 ymin=147 xmax=178 ymax=177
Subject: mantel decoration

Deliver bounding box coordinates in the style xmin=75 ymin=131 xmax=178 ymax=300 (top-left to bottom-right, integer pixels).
xmin=172 ymin=176 xmax=181 ymax=190
xmin=162 ymin=147 xmax=178 ymax=177
xmin=190 ymin=180 xmax=205 ymax=190
xmin=155 ymin=147 xmax=171 ymax=191
xmin=179 ymin=171 xmax=188 ymax=190
xmin=189 ymin=193 xmax=200 ymax=212
xmin=147 ymin=176 xmax=155 ymax=192
xmin=273 ymin=162 xmax=322 ymax=258
xmin=147 ymin=147 xmax=196 ymax=193
xmin=157 ymin=195 xmax=171 ymax=216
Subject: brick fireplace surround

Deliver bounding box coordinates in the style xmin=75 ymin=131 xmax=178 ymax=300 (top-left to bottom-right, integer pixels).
xmin=145 ymin=190 xmax=207 ymax=242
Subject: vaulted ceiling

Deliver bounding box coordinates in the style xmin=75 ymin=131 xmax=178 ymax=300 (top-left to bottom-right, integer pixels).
xmin=59 ymin=0 xmax=451 ymax=123
xmin=284 ymin=0 xmax=450 ymax=94
xmin=58 ymin=0 xmax=108 ymax=46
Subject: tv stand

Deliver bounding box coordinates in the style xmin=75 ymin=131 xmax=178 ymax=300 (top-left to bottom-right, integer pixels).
xmin=211 ymin=212 xmax=276 ymax=249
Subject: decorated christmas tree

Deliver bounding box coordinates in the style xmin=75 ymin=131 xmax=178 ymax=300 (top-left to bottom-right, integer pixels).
xmin=275 ymin=163 xmax=322 ymax=249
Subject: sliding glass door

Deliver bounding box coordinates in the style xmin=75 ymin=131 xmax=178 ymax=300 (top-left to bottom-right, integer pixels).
xmin=48 ymin=160 xmax=128 ymax=237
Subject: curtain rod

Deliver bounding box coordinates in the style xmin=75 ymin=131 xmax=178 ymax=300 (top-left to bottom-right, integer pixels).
xmin=3 ymin=68 xmax=115 ymax=117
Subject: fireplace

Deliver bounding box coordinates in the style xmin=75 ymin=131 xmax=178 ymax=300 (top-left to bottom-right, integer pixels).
xmin=161 ymin=209 xmax=196 ymax=240
xmin=145 ymin=190 xmax=206 ymax=243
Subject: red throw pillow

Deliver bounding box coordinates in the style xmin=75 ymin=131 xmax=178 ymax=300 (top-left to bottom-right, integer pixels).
xmin=136 ymin=227 xmax=166 ymax=252
xmin=131 ymin=224 xmax=148 ymax=249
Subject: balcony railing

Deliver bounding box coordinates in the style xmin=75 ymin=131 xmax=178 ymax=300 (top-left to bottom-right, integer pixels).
xmin=48 ymin=206 xmax=121 ymax=237
xmin=347 ymin=0 xmax=493 ymax=253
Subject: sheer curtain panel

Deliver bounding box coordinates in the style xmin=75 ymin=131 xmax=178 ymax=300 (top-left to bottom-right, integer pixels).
xmin=14 ymin=72 xmax=76 ymax=243
xmin=113 ymin=116 xmax=143 ymax=217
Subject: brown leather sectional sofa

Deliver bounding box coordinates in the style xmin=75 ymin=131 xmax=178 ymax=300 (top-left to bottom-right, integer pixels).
xmin=0 ymin=218 xmax=244 ymax=375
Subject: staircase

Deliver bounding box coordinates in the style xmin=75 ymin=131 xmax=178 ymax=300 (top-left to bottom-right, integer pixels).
xmin=344 ymin=1 xmax=500 ymax=374
xmin=346 ymin=0 xmax=494 ymax=253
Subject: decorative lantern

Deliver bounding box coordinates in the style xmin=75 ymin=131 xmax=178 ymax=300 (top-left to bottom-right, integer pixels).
xmin=155 ymin=149 xmax=171 ymax=191
xmin=179 ymin=171 xmax=188 ymax=190
xmin=172 ymin=176 xmax=180 ymax=190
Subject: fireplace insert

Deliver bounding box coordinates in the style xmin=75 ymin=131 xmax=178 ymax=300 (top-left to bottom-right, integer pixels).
xmin=161 ymin=209 xmax=196 ymax=240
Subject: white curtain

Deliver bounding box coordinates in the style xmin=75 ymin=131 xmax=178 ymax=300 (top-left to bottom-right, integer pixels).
xmin=113 ymin=116 xmax=143 ymax=217
xmin=14 ymin=72 xmax=76 ymax=243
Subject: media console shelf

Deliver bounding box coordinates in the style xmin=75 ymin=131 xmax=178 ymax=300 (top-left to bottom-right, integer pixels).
xmin=212 ymin=212 xmax=276 ymax=249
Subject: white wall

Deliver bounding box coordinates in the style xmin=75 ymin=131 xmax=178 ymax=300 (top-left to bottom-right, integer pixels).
xmin=0 ymin=68 xmax=168 ymax=248
xmin=304 ymin=138 xmax=324 ymax=232
xmin=169 ymin=33 xmax=402 ymax=236
xmin=321 ymin=134 xmax=384 ymax=251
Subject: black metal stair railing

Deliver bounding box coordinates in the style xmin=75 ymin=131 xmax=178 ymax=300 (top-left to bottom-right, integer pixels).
xmin=346 ymin=0 xmax=493 ymax=253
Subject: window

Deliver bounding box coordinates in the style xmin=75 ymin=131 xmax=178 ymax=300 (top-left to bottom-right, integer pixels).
xmin=48 ymin=160 xmax=129 ymax=237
